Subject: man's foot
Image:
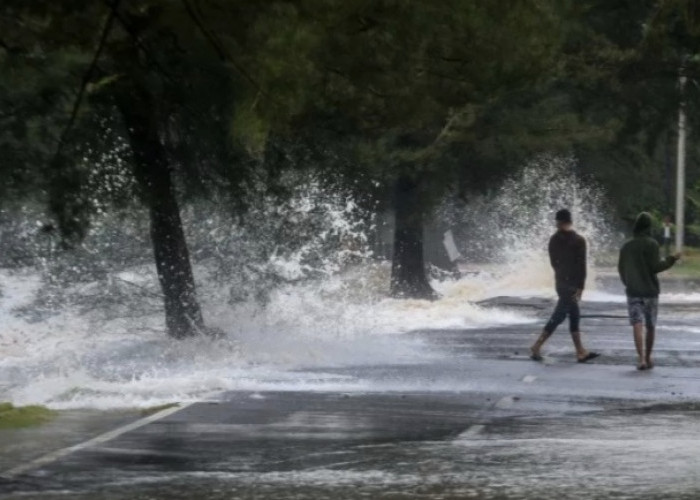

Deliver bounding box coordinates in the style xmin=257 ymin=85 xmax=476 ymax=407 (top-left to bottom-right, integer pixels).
xmin=530 ymin=347 xmax=543 ymax=361
xmin=577 ymin=352 xmax=600 ymax=363
xmin=646 ymin=358 xmax=654 ymax=370
xmin=637 ymin=363 xmax=648 ymax=371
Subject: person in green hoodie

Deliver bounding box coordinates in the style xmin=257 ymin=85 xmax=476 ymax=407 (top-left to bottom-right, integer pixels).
xmin=618 ymin=212 xmax=681 ymax=370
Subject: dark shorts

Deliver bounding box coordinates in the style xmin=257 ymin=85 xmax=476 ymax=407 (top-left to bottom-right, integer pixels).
xmin=627 ymin=297 xmax=658 ymax=327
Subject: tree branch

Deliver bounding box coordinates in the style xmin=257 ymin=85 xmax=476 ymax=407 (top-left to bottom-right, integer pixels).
xmin=181 ymin=0 xmax=268 ymax=98
xmin=107 ymin=5 xmax=179 ymax=84
xmin=53 ymin=0 xmax=120 ymax=157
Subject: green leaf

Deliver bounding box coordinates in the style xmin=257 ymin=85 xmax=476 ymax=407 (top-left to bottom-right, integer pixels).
xmin=86 ymin=73 xmax=122 ymax=94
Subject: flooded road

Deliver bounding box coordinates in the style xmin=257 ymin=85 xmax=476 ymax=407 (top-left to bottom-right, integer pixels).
xmin=3 ymin=295 xmax=700 ymax=499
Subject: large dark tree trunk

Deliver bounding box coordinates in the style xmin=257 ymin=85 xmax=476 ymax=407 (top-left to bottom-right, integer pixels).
xmin=390 ymin=175 xmax=436 ymax=299
xmin=116 ymin=87 xmax=204 ymax=338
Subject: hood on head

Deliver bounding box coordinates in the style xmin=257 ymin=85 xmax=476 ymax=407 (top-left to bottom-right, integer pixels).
xmin=633 ymin=212 xmax=652 ymax=235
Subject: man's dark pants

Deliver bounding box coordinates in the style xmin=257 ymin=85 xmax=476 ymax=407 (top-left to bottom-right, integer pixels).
xmin=544 ymin=286 xmax=580 ymax=334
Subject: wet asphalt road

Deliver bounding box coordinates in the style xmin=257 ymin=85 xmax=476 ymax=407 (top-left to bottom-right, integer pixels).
xmin=3 ymin=295 xmax=700 ymax=499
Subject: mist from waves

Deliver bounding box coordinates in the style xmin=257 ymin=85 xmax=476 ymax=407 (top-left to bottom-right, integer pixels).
xmin=445 ymin=155 xmax=617 ymax=298
xmin=0 ymin=158 xmax=617 ymax=410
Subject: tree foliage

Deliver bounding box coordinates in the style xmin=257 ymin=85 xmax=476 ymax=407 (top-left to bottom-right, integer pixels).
xmin=4 ymin=0 xmax=700 ymax=315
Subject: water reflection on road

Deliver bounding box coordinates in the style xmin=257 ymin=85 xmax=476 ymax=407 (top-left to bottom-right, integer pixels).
xmin=4 ymin=292 xmax=700 ymax=499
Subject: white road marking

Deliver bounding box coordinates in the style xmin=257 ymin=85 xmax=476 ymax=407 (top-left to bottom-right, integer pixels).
xmin=458 ymin=424 xmax=485 ymax=439
xmin=0 ymin=403 xmax=192 ymax=480
xmin=495 ymin=396 xmax=515 ymax=409
xmin=521 ymin=375 xmax=537 ymax=383
xmin=458 ymin=393 xmax=523 ymax=440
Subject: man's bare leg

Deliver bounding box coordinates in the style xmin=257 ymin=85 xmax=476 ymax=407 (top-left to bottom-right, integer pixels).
xmin=570 ymin=331 xmax=588 ymax=360
xmin=645 ymin=326 xmax=655 ymax=369
xmin=633 ymin=322 xmax=646 ymax=369
xmin=531 ymin=330 xmax=553 ymax=359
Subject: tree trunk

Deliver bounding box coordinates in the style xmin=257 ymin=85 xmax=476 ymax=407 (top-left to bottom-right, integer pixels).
xmin=390 ymin=175 xmax=436 ymax=299
xmin=116 ymin=87 xmax=204 ymax=338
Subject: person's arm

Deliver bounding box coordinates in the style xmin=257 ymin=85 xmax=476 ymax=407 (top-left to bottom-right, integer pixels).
xmin=618 ymin=248 xmax=626 ymax=286
xmin=647 ymin=240 xmax=678 ymax=274
xmin=548 ymin=236 xmax=556 ymax=269
xmin=577 ymin=237 xmax=587 ymax=290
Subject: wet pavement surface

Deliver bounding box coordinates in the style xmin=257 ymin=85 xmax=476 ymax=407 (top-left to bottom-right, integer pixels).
xmin=3 ymin=296 xmax=700 ymax=499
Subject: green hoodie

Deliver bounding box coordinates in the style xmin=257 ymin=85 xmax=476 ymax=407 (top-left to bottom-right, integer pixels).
xmin=618 ymin=212 xmax=678 ymax=298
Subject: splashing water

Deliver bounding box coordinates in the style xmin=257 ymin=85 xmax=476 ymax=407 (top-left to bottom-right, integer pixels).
xmin=451 ymin=155 xmax=615 ymax=296
xmin=0 ymin=157 xmax=617 ymax=409
xmin=0 ymin=264 xmax=533 ymax=409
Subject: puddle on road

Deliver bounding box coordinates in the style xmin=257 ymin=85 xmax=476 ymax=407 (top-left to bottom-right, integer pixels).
xmin=5 ymin=409 xmax=700 ymax=500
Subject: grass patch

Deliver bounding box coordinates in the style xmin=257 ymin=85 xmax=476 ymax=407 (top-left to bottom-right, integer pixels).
xmin=599 ymin=246 xmax=700 ymax=278
xmin=0 ymin=402 xmax=56 ymax=429
xmin=669 ymin=247 xmax=700 ymax=278
xmin=139 ymin=402 xmax=179 ymax=417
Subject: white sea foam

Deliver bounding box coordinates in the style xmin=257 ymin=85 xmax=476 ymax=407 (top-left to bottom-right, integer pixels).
xmin=584 ymin=290 xmax=627 ymax=303
xmin=0 ymin=263 xmax=536 ymax=409
xmin=3 ymin=156 xmax=693 ymax=410
xmin=3 ymin=258 xmax=698 ymax=409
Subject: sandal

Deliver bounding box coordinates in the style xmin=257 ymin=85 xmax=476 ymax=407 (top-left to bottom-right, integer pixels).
xmin=577 ymin=352 xmax=600 ymax=363
xmin=530 ymin=351 xmax=543 ymax=362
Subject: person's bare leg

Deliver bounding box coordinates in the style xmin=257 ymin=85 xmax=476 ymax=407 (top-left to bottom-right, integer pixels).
xmin=531 ymin=330 xmax=552 ymax=359
xmin=645 ymin=326 xmax=655 ymax=368
xmin=633 ymin=322 xmax=646 ymax=369
xmin=570 ymin=331 xmax=588 ymax=359
xmin=533 ymin=294 xmax=567 ymax=359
